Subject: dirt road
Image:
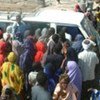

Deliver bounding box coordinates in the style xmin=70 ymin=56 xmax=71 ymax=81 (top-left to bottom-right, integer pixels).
xmin=0 ymin=0 xmax=78 ymax=12
xmin=0 ymin=2 xmax=38 ymax=12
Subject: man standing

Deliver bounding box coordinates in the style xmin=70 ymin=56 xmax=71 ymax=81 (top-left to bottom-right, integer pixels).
xmin=31 ymin=71 xmax=52 ymax=100
xmin=12 ymin=14 xmax=27 ymax=42
xmin=78 ymin=39 xmax=99 ymax=99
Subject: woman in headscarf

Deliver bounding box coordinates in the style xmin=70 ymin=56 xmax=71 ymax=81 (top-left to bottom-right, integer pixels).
xmin=34 ymin=28 xmax=41 ymax=41
xmin=72 ymin=34 xmax=84 ymax=54
xmin=23 ymin=30 xmax=31 ymax=40
xmin=19 ymin=37 xmax=35 ymax=73
xmin=43 ymin=63 xmax=56 ymax=95
xmin=0 ymin=52 xmax=24 ymax=99
xmin=19 ymin=37 xmax=36 ymax=99
xmin=65 ymin=47 xmax=82 ymax=100
xmin=34 ymin=40 xmax=46 ymax=63
xmin=1 ymin=26 xmax=12 ymax=58
xmin=3 ymin=25 xmax=13 ymax=43
xmin=38 ymin=28 xmax=48 ymax=42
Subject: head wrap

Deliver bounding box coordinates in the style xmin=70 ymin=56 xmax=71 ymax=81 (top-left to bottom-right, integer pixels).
xmin=6 ymin=25 xmax=12 ymax=34
xmin=35 ymin=28 xmax=41 ymax=40
xmin=82 ymin=39 xmax=92 ymax=50
xmin=38 ymin=28 xmax=48 ymax=42
xmin=7 ymin=52 xmax=16 ymax=62
xmin=28 ymin=71 xmax=38 ymax=83
xmin=23 ymin=30 xmax=30 ymax=39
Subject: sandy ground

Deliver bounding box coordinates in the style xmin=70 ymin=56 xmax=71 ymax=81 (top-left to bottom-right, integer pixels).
xmin=0 ymin=0 xmax=99 ymax=12
xmin=0 ymin=0 xmax=78 ymax=12
xmin=0 ymin=2 xmax=38 ymax=12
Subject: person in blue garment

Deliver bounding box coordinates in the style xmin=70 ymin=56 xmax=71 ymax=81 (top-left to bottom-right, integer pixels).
xmin=12 ymin=14 xmax=27 ymax=42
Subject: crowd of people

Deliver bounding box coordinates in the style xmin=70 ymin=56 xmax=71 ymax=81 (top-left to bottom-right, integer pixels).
xmin=0 ymin=9 xmax=99 ymax=100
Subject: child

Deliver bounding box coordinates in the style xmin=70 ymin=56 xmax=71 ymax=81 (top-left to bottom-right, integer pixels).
xmin=53 ymin=73 xmax=79 ymax=100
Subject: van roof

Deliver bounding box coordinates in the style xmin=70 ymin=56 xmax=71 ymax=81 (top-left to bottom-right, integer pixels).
xmin=23 ymin=9 xmax=84 ymax=25
xmin=0 ymin=9 xmax=84 ymax=26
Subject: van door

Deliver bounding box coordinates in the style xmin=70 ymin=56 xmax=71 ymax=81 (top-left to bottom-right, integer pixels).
xmin=24 ymin=21 xmax=50 ymax=34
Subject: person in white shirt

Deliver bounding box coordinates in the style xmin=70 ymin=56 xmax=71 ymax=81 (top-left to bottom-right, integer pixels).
xmin=78 ymin=39 xmax=99 ymax=100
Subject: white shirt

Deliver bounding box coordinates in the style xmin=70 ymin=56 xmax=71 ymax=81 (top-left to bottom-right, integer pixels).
xmin=78 ymin=50 xmax=99 ymax=81
xmin=65 ymin=32 xmax=72 ymax=42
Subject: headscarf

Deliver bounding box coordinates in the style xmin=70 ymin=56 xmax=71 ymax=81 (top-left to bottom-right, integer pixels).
xmin=38 ymin=28 xmax=48 ymax=42
xmin=72 ymin=34 xmax=84 ymax=54
xmin=66 ymin=61 xmax=82 ymax=100
xmin=12 ymin=40 xmax=23 ymax=60
xmin=44 ymin=63 xmax=55 ymax=78
xmin=82 ymin=39 xmax=92 ymax=50
xmin=19 ymin=38 xmax=35 ymax=73
xmin=6 ymin=25 xmax=12 ymax=34
xmin=44 ymin=63 xmax=56 ymax=94
xmin=23 ymin=30 xmax=30 ymax=39
xmin=35 ymin=28 xmax=41 ymax=40
xmin=1 ymin=52 xmax=23 ymax=94
xmin=3 ymin=32 xmax=11 ymax=42
xmin=3 ymin=26 xmax=13 ymax=42
xmin=7 ymin=52 xmax=16 ymax=62
xmin=23 ymin=38 xmax=35 ymax=54
xmin=34 ymin=41 xmax=46 ymax=62
xmin=28 ymin=71 xmax=38 ymax=85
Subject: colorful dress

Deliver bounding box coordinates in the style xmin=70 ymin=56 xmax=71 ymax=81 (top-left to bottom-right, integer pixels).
xmin=1 ymin=61 xmax=23 ymax=94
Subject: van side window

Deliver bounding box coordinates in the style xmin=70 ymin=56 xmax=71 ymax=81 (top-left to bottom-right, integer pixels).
xmin=0 ymin=22 xmax=13 ymax=32
xmin=57 ymin=25 xmax=83 ymax=41
xmin=24 ymin=22 xmax=50 ymax=34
